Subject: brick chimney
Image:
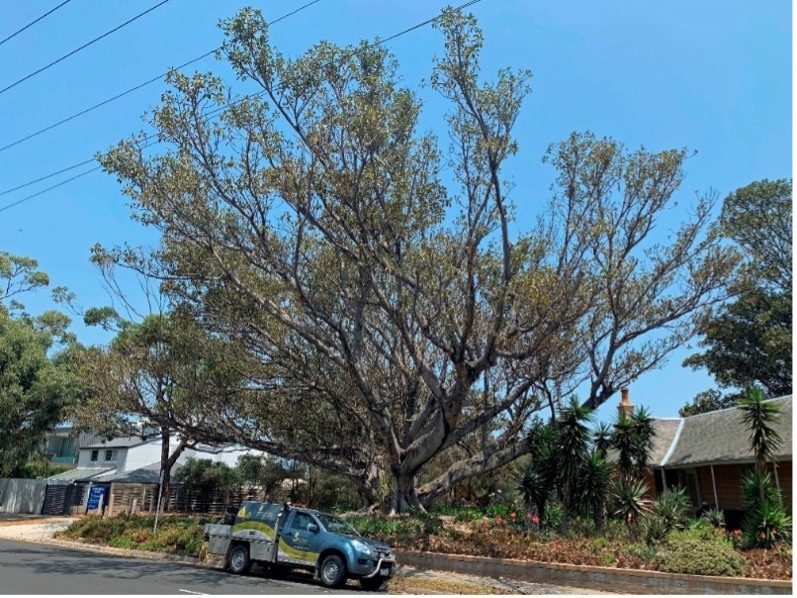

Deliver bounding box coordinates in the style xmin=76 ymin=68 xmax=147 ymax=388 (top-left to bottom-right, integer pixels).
xmin=617 ymin=387 xmax=634 ymax=418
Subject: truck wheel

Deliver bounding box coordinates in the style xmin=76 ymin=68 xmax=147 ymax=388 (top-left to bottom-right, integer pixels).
xmin=228 ymin=544 xmax=252 ymax=575
xmin=359 ymin=576 xmax=386 ymax=591
xmin=319 ymin=554 xmax=347 ymax=588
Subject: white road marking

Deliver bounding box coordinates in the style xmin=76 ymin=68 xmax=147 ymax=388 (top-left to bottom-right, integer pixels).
xmin=178 ymin=590 xmax=208 ymax=595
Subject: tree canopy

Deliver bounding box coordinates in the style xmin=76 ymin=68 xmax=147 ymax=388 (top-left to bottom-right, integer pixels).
xmin=684 ymin=179 xmax=792 ymax=409
xmin=0 ymin=252 xmax=82 ymax=476
xmin=96 ymin=8 xmax=737 ymax=511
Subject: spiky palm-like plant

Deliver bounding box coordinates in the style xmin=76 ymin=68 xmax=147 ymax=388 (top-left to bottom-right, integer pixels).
xmin=555 ymin=397 xmax=594 ymax=532
xmin=593 ymin=422 xmax=613 ymax=459
xmin=737 ymin=388 xmax=789 ymax=548
xmin=612 ymin=476 xmax=651 ymax=526
xmin=737 ymin=387 xmax=782 ymax=477
xmin=576 ymin=450 xmax=611 ymax=529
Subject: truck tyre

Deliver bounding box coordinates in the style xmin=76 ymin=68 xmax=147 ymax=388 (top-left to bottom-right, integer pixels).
xmin=319 ymin=554 xmax=347 ymax=588
xmin=228 ymin=544 xmax=252 ymax=575
xmin=359 ymin=576 xmax=386 ymax=592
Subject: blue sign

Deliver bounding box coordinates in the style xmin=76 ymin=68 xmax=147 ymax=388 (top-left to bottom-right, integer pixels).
xmin=87 ymin=486 xmax=108 ymax=510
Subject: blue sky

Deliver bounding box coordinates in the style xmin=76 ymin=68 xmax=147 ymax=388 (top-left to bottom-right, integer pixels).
xmin=0 ymin=0 xmax=791 ymax=422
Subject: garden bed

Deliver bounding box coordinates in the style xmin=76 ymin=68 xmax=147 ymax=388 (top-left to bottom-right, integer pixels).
xmin=343 ymin=513 xmax=792 ymax=581
xmin=54 ymin=512 xmax=792 ymax=582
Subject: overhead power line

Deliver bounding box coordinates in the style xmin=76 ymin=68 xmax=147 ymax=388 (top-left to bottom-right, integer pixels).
xmin=0 ymin=166 xmax=102 ymax=215
xmin=0 ymin=0 xmax=172 ymax=97
xmin=0 ymin=0 xmax=326 ymax=153
xmin=0 ymin=0 xmax=485 ymax=215
xmin=0 ymin=0 xmax=73 ymax=48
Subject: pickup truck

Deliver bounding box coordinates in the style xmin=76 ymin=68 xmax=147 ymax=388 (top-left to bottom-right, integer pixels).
xmin=203 ymin=501 xmax=396 ymax=590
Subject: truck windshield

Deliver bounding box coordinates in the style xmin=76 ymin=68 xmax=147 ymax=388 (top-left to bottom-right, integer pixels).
xmin=316 ymin=513 xmax=360 ymax=536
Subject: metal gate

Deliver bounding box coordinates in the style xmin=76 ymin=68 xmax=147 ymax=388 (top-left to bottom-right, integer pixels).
xmin=41 ymin=483 xmax=86 ymax=516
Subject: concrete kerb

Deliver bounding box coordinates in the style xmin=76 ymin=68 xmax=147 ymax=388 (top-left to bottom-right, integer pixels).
xmin=1 ymin=520 xmax=790 ymax=595
xmin=395 ymin=550 xmax=793 ymax=595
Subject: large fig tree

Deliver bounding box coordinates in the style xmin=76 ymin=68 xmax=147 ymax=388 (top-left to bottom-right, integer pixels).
xmin=97 ymin=8 xmax=736 ymax=511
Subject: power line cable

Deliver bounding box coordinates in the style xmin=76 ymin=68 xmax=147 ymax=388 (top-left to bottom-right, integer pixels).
xmin=0 ymin=0 xmax=172 ymax=97
xmin=0 ymin=0 xmax=326 ymax=153
xmin=0 ymin=166 xmax=102 ymax=214
xmin=0 ymin=0 xmax=73 ymax=48
xmin=0 ymin=0 xmax=485 ymax=214
xmin=0 ymin=158 xmax=95 ymax=197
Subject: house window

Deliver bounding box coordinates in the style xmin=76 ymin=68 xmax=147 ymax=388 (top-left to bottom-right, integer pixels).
xmin=90 ymin=450 xmax=99 ymax=462
xmin=104 ymin=449 xmax=117 ymax=462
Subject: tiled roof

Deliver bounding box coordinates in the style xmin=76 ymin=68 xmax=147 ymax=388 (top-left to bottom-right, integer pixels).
xmin=664 ymin=396 xmax=792 ymax=467
xmin=647 ymin=418 xmax=683 ymax=466
xmin=46 ymin=467 xmax=115 ymax=482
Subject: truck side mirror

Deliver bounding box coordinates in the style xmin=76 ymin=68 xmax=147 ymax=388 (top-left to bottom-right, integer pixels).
xmin=308 ymin=523 xmax=319 ymax=534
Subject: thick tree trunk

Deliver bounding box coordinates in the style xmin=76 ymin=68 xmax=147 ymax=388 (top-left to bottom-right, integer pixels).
xmin=416 ymin=439 xmax=530 ymax=509
xmin=351 ymin=456 xmax=387 ymax=511
xmin=388 ymin=471 xmax=425 ymax=514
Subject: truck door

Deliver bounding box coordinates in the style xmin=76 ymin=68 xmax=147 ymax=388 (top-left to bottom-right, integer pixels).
xmin=278 ymin=511 xmax=323 ymax=567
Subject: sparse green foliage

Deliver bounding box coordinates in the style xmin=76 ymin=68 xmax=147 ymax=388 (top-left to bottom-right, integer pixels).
xmin=0 ymin=251 xmax=50 ymax=309
xmin=97 ymin=6 xmax=738 ymax=512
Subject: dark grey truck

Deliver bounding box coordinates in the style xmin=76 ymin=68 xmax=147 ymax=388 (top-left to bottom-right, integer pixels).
xmin=203 ymin=501 xmax=396 ymax=591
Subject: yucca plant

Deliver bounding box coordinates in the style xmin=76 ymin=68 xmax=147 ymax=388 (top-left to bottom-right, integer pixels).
xmin=575 ymin=450 xmax=611 ymax=529
xmin=592 ymin=422 xmax=613 ymax=459
xmin=737 ymin=388 xmax=789 ymax=548
xmin=652 ymin=487 xmax=691 ymax=533
xmin=612 ymin=477 xmax=651 ymax=526
xmin=518 ymin=419 xmax=558 ymax=526
xmin=741 ymin=470 xmax=792 ymax=548
xmin=555 ymin=397 xmax=594 ymax=533
xmin=702 ymin=507 xmax=726 ymax=529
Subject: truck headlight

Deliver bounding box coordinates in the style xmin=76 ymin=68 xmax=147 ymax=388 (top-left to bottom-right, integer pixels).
xmin=351 ymin=539 xmax=374 ymax=557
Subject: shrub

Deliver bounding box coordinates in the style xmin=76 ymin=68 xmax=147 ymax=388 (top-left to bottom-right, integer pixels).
xmin=655 ymin=534 xmax=749 ymax=577
xmin=620 ymin=542 xmax=658 ymax=562
xmin=684 ymin=518 xmax=729 ymax=544
xmin=56 ymin=514 xmax=210 ymax=558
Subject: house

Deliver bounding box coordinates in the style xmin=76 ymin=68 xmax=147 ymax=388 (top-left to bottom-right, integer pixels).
xmin=42 ymin=426 xmax=103 ymax=469
xmin=618 ymin=390 xmax=792 ymax=528
xmin=44 ymin=432 xmax=269 ymax=515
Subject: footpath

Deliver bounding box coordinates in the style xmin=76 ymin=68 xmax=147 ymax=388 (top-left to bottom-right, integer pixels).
xmin=0 ymin=516 xmax=609 ymax=595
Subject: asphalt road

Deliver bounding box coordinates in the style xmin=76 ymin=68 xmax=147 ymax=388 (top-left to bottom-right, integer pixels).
xmin=0 ymin=539 xmax=369 ymax=595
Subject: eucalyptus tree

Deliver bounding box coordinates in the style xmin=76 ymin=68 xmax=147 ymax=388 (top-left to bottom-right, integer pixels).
xmin=97 ymin=8 xmax=736 ymax=511
xmin=74 ymin=312 xmax=229 ymax=504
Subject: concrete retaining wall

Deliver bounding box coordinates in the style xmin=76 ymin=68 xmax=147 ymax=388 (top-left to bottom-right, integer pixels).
xmin=395 ymin=550 xmax=792 ymax=595
xmin=0 ymin=479 xmax=47 ymax=514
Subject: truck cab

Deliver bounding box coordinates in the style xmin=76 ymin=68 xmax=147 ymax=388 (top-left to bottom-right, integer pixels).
xmin=204 ymin=502 xmax=395 ymax=591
